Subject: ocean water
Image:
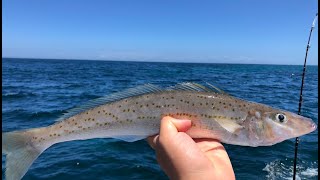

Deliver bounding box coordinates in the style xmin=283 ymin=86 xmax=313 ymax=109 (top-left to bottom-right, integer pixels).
xmin=2 ymin=58 xmax=318 ymax=180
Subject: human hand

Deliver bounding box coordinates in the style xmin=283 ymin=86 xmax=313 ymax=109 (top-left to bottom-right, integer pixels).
xmin=147 ymin=116 xmax=235 ymax=180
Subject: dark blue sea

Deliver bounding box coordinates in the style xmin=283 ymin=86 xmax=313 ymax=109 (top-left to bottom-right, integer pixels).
xmin=2 ymin=58 xmax=318 ymax=180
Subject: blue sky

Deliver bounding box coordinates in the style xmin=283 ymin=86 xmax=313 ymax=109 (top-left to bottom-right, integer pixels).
xmin=2 ymin=0 xmax=318 ymax=65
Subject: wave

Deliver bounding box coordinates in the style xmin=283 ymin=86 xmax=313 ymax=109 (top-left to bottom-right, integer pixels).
xmin=263 ymin=159 xmax=318 ymax=180
xmin=2 ymin=92 xmax=37 ymax=99
xmin=3 ymin=109 xmax=66 ymax=120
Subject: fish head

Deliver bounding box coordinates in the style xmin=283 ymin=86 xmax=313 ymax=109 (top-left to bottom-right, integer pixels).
xmin=259 ymin=108 xmax=317 ymax=146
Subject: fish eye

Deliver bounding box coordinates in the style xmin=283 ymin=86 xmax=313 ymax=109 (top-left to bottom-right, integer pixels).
xmin=276 ymin=113 xmax=287 ymax=123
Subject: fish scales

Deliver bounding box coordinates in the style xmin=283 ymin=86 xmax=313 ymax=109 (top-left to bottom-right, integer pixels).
xmin=2 ymin=82 xmax=316 ymax=180
xmin=33 ymin=91 xmax=248 ymax=145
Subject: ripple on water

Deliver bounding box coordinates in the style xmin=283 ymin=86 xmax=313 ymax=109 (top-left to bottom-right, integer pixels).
xmin=263 ymin=159 xmax=318 ymax=180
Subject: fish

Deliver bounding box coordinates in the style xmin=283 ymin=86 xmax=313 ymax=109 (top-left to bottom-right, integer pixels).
xmin=2 ymin=82 xmax=317 ymax=180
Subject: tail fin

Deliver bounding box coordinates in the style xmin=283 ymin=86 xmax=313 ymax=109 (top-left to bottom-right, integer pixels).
xmin=2 ymin=130 xmax=49 ymax=180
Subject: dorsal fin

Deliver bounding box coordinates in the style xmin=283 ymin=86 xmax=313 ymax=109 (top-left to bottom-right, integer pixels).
xmin=167 ymin=82 xmax=228 ymax=94
xmin=55 ymin=84 xmax=162 ymax=121
xmin=204 ymin=82 xmax=228 ymax=94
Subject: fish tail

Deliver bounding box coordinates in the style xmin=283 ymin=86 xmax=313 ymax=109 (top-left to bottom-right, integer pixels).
xmin=2 ymin=129 xmax=49 ymax=180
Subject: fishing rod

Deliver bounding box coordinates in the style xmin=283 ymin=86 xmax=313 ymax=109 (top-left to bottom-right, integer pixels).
xmin=292 ymin=12 xmax=318 ymax=180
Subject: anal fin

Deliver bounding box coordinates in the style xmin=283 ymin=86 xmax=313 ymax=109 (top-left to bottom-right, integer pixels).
xmin=113 ymin=135 xmax=147 ymax=142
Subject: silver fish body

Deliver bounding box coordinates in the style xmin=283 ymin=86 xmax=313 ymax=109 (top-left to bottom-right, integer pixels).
xmin=2 ymin=83 xmax=317 ymax=180
xmin=40 ymin=91 xmax=316 ymax=146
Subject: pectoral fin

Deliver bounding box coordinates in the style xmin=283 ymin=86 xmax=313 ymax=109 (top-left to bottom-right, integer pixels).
xmin=216 ymin=120 xmax=244 ymax=134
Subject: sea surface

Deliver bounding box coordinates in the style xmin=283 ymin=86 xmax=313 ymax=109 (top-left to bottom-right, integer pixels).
xmin=2 ymin=58 xmax=318 ymax=180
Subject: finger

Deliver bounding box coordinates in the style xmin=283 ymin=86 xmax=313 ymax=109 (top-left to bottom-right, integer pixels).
xmin=171 ymin=118 xmax=192 ymax=132
xmin=160 ymin=116 xmax=191 ymax=140
xmin=195 ymin=139 xmax=233 ymax=172
xmin=205 ymin=148 xmax=234 ymax=179
xmin=194 ymin=138 xmax=225 ymax=152
xmin=147 ymin=135 xmax=159 ymax=149
xmin=147 ymin=116 xmax=191 ymax=150
xmin=194 ymin=139 xmax=228 ymax=160
xmin=205 ymin=146 xmax=230 ymax=166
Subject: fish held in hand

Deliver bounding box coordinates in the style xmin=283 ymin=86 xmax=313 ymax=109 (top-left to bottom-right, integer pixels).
xmin=2 ymin=82 xmax=317 ymax=180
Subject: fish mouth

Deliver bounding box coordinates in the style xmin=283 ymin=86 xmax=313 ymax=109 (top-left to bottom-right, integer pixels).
xmin=305 ymin=116 xmax=317 ymax=131
xmin=271 ymin=115 xmax=317 ymax=143
xmin=310 ymin=122 xmax=317 ymax=131
xmin=276 ymin=119 xmax=316 ymax=143
xmin=298 ymin=117 xmax=317 ymax=136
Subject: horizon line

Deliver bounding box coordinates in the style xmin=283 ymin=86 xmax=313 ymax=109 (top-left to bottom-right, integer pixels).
xmin=2 ymin=57 xmax=318 ymax=66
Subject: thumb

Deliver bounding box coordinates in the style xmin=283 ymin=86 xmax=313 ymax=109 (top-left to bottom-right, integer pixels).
xmin=147 ymin=116 xmax=191 ymax=148
xmin=159 ymin=116 xmax=191 ymax=141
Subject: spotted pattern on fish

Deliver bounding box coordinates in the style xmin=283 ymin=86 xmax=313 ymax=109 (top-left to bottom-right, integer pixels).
xmin=2 ymin=82 xmax=316 ymax=180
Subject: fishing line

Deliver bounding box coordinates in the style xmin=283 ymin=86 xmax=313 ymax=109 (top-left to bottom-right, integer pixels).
xmin=293 ymin=12 xmax=318 ymax=180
